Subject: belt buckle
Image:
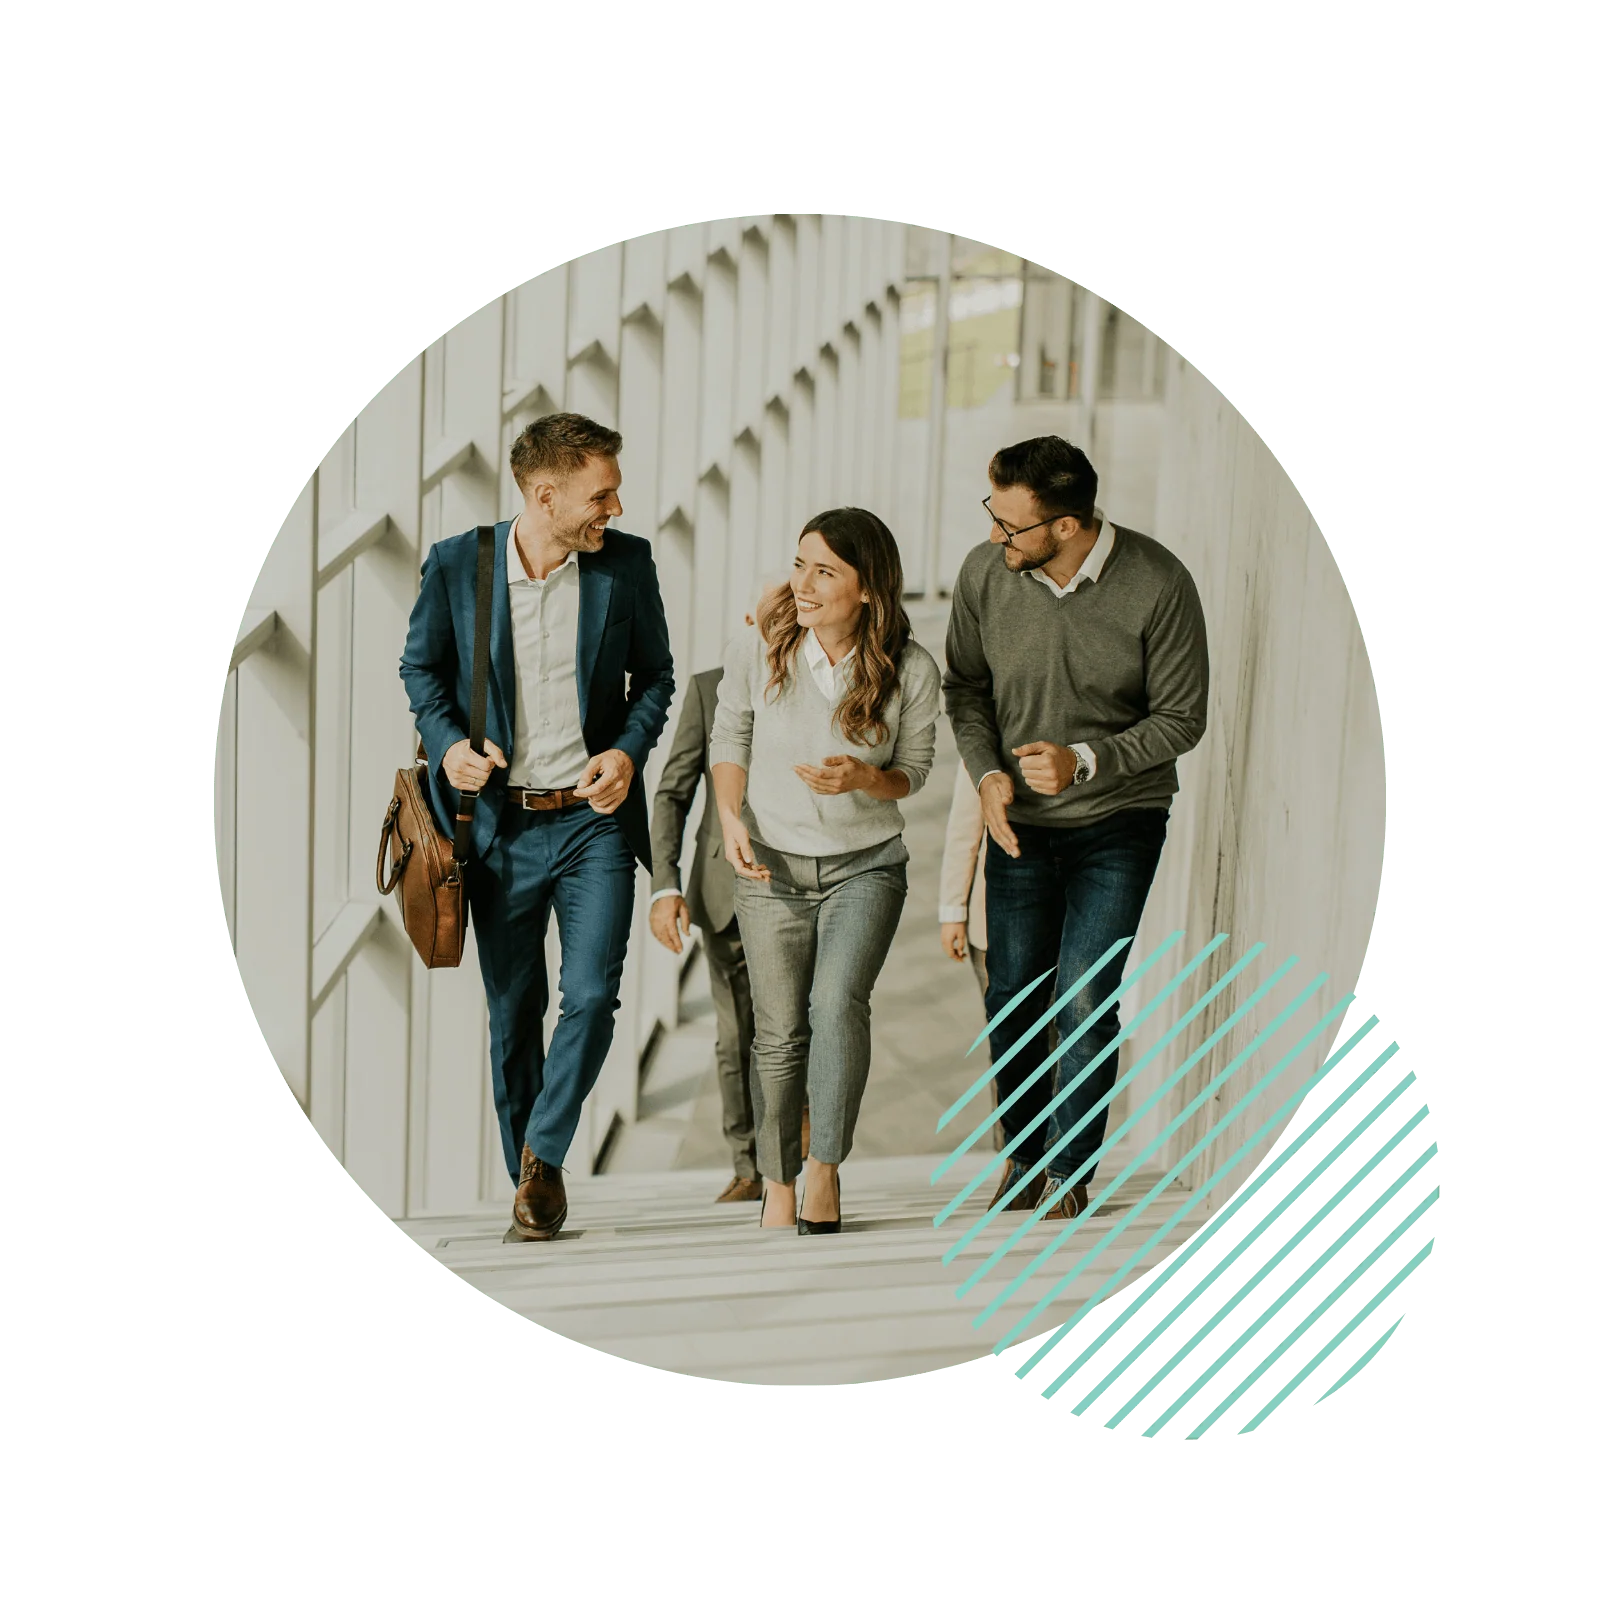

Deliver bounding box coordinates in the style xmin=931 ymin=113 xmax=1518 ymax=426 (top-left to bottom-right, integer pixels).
xmin=519 ymin=789 xmax=541 ymax=811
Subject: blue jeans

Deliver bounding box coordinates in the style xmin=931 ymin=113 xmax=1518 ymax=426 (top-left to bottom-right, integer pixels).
xmin=466 ymin=804 xmax=636 ymax=1177
xmin=983 ymin=809 xmax=1169 ymax=1185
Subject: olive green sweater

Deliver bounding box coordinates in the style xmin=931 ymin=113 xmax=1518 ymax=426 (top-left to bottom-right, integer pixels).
xmin=942 ymin=528 xmax=1209 ymax=827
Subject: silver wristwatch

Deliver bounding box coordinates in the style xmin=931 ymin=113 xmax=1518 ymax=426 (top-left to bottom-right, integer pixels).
xmin=1071 ymin=747 xmax=1092 ymax=786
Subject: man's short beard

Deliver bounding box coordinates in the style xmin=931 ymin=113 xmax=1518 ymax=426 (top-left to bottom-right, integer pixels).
xmin=556 ymin=511 xmax=603 ymax=550
xmin=1006 ymin=535 xmax=1061 ymax=573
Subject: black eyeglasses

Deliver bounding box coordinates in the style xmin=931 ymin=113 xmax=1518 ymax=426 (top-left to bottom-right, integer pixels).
xmin=982 ymin=495 xmax=1057 ymax=545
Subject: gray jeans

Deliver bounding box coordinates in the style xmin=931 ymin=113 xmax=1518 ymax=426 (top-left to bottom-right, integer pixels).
xmin=734 ymin=834 xmax=909 ymax=1183
xmin=701 ymin=916 xmax=760 ymax=1179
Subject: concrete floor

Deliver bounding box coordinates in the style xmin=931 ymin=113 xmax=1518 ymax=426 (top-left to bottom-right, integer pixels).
xmin=398 ymin=1146 xmax=1208 ymax=1385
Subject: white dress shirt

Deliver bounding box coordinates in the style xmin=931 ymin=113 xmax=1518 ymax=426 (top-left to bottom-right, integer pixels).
xmin=803 ymin=627 xmax=855 ymax=701
xmin=1026 ymin=519 xmax=1116 ymax=599
xmin=978 ymin=519 xmax=1116 ymax=791
xmin=505 ymin=517 xmax=589 ymax=789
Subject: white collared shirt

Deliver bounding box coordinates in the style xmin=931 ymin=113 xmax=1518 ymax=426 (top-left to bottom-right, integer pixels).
xmin=803 ymin=627 xmax=855 ymax=703
xmin=1027 ymin=520 xmax=1116 ymax=599
xmin=505 ymin=516 xmax=589 ymax=789
xmin=979 ymin=518 xmax=1115 ymax=790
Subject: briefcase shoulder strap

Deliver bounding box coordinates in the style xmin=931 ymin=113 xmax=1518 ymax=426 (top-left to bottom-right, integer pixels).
xmin=451 ymin=524 xmax=497 ymax=865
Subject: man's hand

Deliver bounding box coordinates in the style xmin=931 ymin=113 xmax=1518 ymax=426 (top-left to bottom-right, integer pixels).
xmin=941 ymin=921 xmax=969 ymax=962
xmin=443 ymin=738 xmax=508 ymax=794
xmin=979 ymin=770 xmax=1021 ymax=858
xmin=649 ymin=894 xmax=692 ymax=954
xmin=1013 ymin=741 xmax=1076 ymax=797
xmin=574 ymin=748 xmax=635 ymax=814
xmin=794 ymin=754 xmax=876 ymax=795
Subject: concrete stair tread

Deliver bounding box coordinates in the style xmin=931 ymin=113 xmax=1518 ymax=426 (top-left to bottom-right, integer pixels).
xmin=404 ymin=1152 xmax=1203 ymax=1383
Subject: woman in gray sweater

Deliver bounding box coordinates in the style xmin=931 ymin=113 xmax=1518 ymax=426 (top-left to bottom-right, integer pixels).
xmin=710 ymin=508 xmax=940 ymax=1232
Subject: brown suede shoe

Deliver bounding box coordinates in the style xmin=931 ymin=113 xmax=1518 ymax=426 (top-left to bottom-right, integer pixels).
xmin=1041 ymin=1180 xmax=1090 ymax=1221
xmin=511 ymin=1146 xmax=567 ymax=1240
xmin=716 ymin=1174 xmax=763 ymax=1203
xmin=991 ymin=1157 xmax=1046 ymax=1213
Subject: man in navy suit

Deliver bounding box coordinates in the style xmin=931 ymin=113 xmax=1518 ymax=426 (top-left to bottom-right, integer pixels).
xmin=400 ymin=413 xmax=675 ymax=1240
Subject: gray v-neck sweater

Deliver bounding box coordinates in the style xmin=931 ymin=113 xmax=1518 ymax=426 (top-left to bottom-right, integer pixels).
xmin=710 ymin=627 xmax=942 ymax=857
xmin=942 ymin=528 xmax=1209 ymax=827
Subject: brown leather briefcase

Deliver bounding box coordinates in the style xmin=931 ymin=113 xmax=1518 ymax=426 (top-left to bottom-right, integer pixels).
xmin=375 ymin=524 xmax=495 ymax=969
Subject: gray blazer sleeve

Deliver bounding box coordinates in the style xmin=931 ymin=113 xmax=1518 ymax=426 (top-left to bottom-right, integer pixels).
xmin=648 ymin=677 xmax=709 ymax=897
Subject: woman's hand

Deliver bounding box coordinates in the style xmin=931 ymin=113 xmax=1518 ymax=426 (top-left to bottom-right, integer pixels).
xmin=794 ymin=754 xmax=878 ymax=795
xmin=721 ymin=812 xmax=771 ymax=881
xmin=941 ymin=922 xmax=969 ymax=962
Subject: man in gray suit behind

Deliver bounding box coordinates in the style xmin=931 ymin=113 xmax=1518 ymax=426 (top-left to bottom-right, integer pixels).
xmin=649 ymin=666 xmax=765 ymax=1201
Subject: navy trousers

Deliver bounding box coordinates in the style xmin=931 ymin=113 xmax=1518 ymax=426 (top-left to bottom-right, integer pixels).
xmin=466 ymin=804 xmax=636 ymax=1178
xmin=982 ymin=808 xmax=1169 ymax=1186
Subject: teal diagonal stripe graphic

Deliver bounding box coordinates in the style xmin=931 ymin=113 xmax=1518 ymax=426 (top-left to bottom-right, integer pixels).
xmin=931 ymin=933 xmax=1438 ymax=1438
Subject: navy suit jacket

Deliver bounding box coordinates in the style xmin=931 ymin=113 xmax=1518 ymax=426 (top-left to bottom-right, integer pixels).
xmin=398 ymin=522 xmax=675 ymax=871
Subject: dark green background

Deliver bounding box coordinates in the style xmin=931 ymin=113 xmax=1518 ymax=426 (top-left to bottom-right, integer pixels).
xmin=6 ymin=6 xmax=1587 ymax=1593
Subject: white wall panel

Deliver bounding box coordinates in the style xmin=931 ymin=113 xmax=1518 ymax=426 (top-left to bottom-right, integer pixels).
xmin=794 ymin=214 xmax=820 ymax=368
xmin=764 ymin=216 xmax=796 ymax=401
xmin=820 ymin=214 xmax=844 ymax=346
xmin=566 ymin=243 xmax=621 ymax=428
xmin=505 ymin=264 xmax=568 ymax=414
xmin=666 ymin=221 xmax=705 ymax=291
xmin=342 ymin=926 xmax=410 ymax=1217
xmin=811 ymin=348 xmax=839 ymax=513
xmin=659 ymin=277 xmax=702 ymax=527
xmin=875 ymin=292 xmax=903 ymax=543
xmin=233 ymin=478 xmax=312 ymax=1106
xmin=698 ymin=253 xmax=737 ymax=480
xmin=837 ymin=326 xmax=861 ymax=505
xmin=622 ymin=230 xmax=668 ymax=326
xmin=692 ymin=469 xmax=731 ymax=676
xmin=214 ymin=674 xmax=237 ymax=945
xmin=786 ymin=372 xmax=815 ymax=552
xmin=1127 ymin=359 xmax=1385 ymax=1201
xmin=567 ymin=243 xmax=622 ymax=368
xmin=756 ymin=399 xmax=791 ymax=587
xmin=728 ymin=433 xmax=762 ymax=641
xmin=733 ymin=227 xmax=767 ymax=441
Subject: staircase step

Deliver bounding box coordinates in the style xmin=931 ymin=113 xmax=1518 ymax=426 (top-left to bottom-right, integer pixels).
xmin=399 ymin=1152 xmax=1206 ymax=1384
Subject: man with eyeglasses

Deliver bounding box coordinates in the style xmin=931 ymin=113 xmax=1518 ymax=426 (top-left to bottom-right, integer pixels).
xmin=943 ymin=435 xmax=1209 ymax=1223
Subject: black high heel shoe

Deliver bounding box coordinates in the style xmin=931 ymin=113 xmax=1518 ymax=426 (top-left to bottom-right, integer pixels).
xmin=797 ymin=1171 xmax=842 ymax=1235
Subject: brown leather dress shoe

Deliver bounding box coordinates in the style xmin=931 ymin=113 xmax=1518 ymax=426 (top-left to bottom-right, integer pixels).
xmin=511 ymin=1146 xmax=567 ymax=1240
xmin=716 ymin=1174 xmax=763 ymax=1203
xmin=1041 ymin=1180 xmax=1090 ymax=1221
xmin=991 ymin=1157 xmax=1046 ymax=1213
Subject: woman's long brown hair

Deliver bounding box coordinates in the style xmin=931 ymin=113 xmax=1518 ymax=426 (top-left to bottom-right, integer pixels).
xmin=757 ymin=507 xmax=912 ymax=748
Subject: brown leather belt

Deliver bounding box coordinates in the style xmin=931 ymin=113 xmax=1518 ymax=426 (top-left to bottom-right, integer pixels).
xmin=507 ymin=786 xmax=582 ymax=812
